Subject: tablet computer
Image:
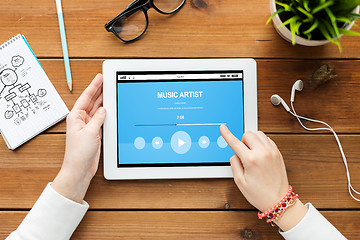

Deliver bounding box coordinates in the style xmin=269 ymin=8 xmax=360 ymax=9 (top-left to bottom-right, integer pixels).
xmin=103 ymin=59 xmax=257 ymax=180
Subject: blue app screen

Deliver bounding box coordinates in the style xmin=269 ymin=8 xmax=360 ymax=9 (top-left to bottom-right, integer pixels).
xmin=117 ymin=73 xmax=244 ymax=166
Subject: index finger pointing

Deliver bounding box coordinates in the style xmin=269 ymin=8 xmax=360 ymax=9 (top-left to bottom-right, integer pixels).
xmin=220 ymin=124 xmax=249 ymax=160
xmin=73 ymin=73 xmax=103 ymax=110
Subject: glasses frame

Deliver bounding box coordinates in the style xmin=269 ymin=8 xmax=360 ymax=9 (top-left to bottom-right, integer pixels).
xmin=105 ymin=0 xmax=186 ymax=42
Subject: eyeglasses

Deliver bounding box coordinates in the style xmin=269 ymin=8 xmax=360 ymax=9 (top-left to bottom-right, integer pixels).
xmin=105 ymin=0 xmax=186 ymax=42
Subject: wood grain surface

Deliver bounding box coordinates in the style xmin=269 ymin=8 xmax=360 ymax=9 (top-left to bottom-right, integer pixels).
xmin=1 ymin=0 xmax=360 ymax=239
xmin=0 ymin=0 xmax=360 ymax=59
xmin=1 ymin=134 xmax=359 ymax=209
xmin=34 ymin=59 xmax=360 ymax=133
xmin=1 ymin=211 xmax=359 ymax=239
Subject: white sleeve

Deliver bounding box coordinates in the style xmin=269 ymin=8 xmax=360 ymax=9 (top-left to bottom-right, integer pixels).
xmin=279 ymin=203 xmax=346 ymax=240
xmin=6 ymin=182 xmax=89 ymax=240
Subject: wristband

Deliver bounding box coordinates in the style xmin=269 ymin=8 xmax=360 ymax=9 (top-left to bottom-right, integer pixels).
xmin=258 ymin=185 xmax=299 ymax=226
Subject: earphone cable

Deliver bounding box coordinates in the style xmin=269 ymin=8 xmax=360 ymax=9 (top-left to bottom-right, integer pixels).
xmin=289 ymin=102 xmax=360 ymax=202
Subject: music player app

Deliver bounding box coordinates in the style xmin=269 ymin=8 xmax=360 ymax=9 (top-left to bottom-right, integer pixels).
xmin=117 ymin=71 xmax=244 ymax=166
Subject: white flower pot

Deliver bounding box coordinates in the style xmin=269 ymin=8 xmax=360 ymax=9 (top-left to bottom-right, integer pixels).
xmin=269 ymin=0 xmax=360 ymax=46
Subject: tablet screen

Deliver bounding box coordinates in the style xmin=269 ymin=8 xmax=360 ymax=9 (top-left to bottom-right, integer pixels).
xmin=116 ymin=71 xmax=244 ymax=167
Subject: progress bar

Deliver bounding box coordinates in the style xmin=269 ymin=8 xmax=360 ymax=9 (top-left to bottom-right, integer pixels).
xmin=135 ymin=123 xmax=227 ymax=127
xmin=177 ymin=123 xmax=226 ymax=126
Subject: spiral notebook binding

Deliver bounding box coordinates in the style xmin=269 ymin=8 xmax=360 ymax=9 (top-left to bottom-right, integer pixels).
xmin=0 ymin=34 xmax=22 ymax=51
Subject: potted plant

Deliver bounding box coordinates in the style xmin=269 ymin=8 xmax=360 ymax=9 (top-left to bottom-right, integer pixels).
xmin=267 ymin=0 xmax=360 ymax=51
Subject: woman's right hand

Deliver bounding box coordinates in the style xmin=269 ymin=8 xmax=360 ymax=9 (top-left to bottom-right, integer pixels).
xmin=220 ymin=125 xmax=307 ymax=231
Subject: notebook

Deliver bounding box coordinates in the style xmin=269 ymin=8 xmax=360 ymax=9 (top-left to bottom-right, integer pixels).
xmin=0 ymin=34 xmax=69 ymax=150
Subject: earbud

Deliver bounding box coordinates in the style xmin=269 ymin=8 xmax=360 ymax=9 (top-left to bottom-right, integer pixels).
xmin=270 ymin=94 xmax=290 ymax=112
xmin=271 ymin=80 xmax=303 ymax=112
xmin=290 ymin=80 xmax=304 ymax=102
xmin=271 ymin=79 xmax=360 ymax=202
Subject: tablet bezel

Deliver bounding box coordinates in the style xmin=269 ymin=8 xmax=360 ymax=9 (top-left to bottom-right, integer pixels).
xmin=103 ymin=59 xmax=257 ymax=180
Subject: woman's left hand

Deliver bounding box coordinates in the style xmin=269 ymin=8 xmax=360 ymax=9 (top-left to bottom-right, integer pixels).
xmin=52 ymin=73 xmax=106 ymax=203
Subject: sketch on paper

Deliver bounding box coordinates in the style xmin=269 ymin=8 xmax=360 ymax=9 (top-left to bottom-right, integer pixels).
xmin=0 ymin=55 xmax=50 ymax=126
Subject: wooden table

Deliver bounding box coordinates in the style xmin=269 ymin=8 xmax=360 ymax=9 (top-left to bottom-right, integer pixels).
xmin=1 ymin=0 xmax=360 ymax=239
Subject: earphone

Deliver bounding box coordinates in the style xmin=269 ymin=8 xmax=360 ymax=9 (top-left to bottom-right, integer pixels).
xmin=271 ymin=80 xmax=360 ymax=202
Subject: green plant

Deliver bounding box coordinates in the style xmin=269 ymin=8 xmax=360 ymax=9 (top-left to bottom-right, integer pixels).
xmin=267 ymin=0 xmax=360 ymax=51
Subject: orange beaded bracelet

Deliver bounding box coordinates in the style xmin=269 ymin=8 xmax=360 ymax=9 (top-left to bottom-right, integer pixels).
xmin=258 ymin=185 xmax=299 ymax=226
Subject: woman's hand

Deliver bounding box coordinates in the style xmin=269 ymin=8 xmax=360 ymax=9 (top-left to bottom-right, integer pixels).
xmin=52 ymin=74 xmax=106 ymax=203
xmin=220 ymin=125 xmax=307 ymax=231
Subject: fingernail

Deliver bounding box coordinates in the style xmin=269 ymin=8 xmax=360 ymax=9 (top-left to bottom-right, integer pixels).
xmin=95 ymin=73 xmax=103 ymax=81
xmin=98 ymin=107 xmax=106 ymax=115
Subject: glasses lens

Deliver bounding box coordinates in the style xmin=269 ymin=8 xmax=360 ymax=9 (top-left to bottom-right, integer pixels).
xmin=153 ymin=0 xmax=185 ymax=13
xmin=113 ymin=10 xmax=147 ymax=41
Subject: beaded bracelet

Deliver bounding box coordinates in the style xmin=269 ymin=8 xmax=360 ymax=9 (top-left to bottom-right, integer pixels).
xmin=258 ymin=185 xmax=299 ymax=226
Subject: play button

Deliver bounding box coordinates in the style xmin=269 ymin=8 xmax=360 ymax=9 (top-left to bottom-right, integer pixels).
xmin=171 ymin=131 xmax=191 ymax=154
xmin=178 ymin=138 xmax=186 ymax=148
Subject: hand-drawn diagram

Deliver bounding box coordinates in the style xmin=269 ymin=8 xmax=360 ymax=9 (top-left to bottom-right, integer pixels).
xmin=11 ymin=55 xmax=24 ymax=68
xmin=0 ymin=55 xmax=49 ymax=125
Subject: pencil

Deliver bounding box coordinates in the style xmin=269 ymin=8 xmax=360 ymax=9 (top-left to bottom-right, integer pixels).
xmin=55 ymin=0 xmax=73 ymax=92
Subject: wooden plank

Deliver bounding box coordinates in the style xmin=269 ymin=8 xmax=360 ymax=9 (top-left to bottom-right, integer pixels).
xmin=1 ymin=211 xmax=359 ymax=239
xmin=1 ymin=134 xmax=359 ymax=209
xmin=257 ymin=59 xmax=360 ymax=133
xmin=1 ymin=0 xmax=360 ymax=59
xmin=36 ymin=59 xmax=360 ymax=133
